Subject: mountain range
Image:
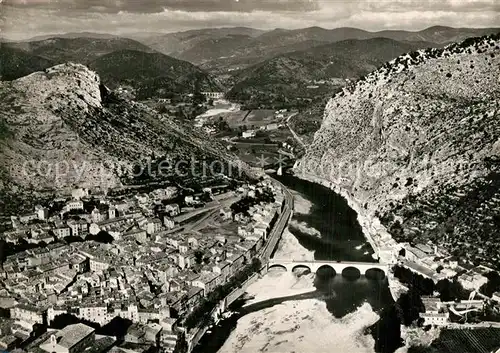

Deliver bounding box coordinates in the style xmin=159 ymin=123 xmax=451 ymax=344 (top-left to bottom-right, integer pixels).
xmin=1 ymin=37 xmax=219 ymax=98
xmin=3 ymin=37 xmax=153 ymax=64
xmin=5 ymin=26 xmax=498 ymax=74
xmin=0 ymin=46 xmax=55 ymax=81
xmin=226 ymin=37 xmax=436 ymax=107
xmin=131 ymin=26 xmax=500 ymax=72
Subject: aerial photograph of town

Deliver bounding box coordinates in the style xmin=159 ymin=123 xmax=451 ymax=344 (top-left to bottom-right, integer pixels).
xmin=0 ymin=0 xmax=499 ymax=352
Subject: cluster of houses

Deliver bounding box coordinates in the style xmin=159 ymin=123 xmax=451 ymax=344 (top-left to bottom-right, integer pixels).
xmin=419 ymin=296 xmax=488 ymax=327
xmin=399 ymin=242 xmax=496 ymax=293
xmin=0 ymin=179 xmax=286 ymax=353
xmin=241 ymin=123 xmax=281 ymax=139
xmin=367 ymin=216 xmax=500 ymax=327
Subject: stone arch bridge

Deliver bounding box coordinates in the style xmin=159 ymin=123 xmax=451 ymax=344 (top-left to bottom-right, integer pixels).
xmin=268 ymin=260 xmax=389 ymax=277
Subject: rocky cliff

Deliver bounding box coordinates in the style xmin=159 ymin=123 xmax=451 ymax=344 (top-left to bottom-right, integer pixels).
xmin=0 ymin=63 xmax=248 ymax=214
xmin=296 ymin=33 xmax=500 ymax=268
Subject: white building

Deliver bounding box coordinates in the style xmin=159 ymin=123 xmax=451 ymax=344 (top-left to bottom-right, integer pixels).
xmin=147 ymin=218 xmax=162 ymax=235
xmin=108 ymin=206 xmax=117 ymax=219
xmin=163 ymin=216 xmax=175 ymax=230
xmin=242 ymin=130 xmax=256 ymax=139
xmin=419 ymin=297 xmax=449 ymax=326
xmin=35 ymin=205 xmax=49 ymax=220
xmin=72 ymin=188 xmax=90 ymax=200
xmin=459 ymin=271 xmax=488 ymax=291
xmin=202 ymin=92 xmax=224 ymax=99
xmin=67 ymin=220 xmax=88 ymax=237
xmin=65 ymin=200 xmax=84 ymax=211
xmin=185 ymin=196 xmax=195 ymax=205
xmin=91 ymin=208 xmax=105 ymax=223
xmin=19 ymin=213 xmax=38 ymax=224
xmin=165 ymin=204 xmax=180 ymax=216
xmin=89 ymin=258 xmax=110 ymax=273
xmin=10 ymin=305 xmax=44 ymax=325
xmin=89 ymin=223 xmax=100 ymax=236
xmin=55 ymin=227 xmax=71 ymax=238
xmin=78 ymin=306 xmax=108 ymax=325
xmin=219 ymin=208 xmax=232 ymax=221
xmin=265 ymin=123 xmax=279 ymax=131
xmin=39 ymin=323 xmax=96 ymax=353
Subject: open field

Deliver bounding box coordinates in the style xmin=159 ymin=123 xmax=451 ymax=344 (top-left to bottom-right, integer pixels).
xmin=203 ymin=109 xmax=288 ymax=129
xmin=244 ymin=110 xmax=276 ymax=123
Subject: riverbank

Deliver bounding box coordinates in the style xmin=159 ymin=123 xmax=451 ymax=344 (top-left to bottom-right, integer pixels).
xmin=191 ymin=175 xmax=403 ymax=353
xmin=218 ymin=300 xmax=380 ymax=353
xmin=294 ymin=171 xmax=398 ymax=262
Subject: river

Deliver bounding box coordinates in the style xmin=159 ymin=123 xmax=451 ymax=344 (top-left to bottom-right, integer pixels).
xmin=193 ymin=175 xmax=402 ymax=353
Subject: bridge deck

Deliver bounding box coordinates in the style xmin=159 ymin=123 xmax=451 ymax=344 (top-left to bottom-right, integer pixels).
xmin=270 ymin=260 xmax=386 ymax=266
xmin=268 ymin=259 xmax=389 ymax=275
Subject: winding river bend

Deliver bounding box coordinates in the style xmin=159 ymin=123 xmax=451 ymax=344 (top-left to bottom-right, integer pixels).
xmin=193 ymin=175 xmax=402 ymax=353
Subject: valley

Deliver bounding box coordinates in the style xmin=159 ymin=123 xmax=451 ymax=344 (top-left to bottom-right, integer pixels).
xmin=1 ymin=22 xmax=500 ymax=353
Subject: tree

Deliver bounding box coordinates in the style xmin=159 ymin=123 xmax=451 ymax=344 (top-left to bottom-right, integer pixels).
xmin=158 ymin=104 xmax=169 ymax=114
xmin=194 ymin=250 xmax=204 ymax=265
xmin=0 ymin=240 xmax=5 ymax=266
xmin=251 ymin=258 xmax=262 ymax=271
xmin=479 ymin=271 xmax=500 ymax=297
xmin=86 ymin=231 xmax=114 ymax=244
xmin=192 ymin=79 xmax=206 ymax=106
xmin=436 ymin=279 xmax=468 ymax=302
xmin=396 ymin=290 xmax=425 ymax=326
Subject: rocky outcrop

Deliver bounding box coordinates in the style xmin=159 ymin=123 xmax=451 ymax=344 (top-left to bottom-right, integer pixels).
xmin=296 ymin=33 xmax=500 ymax=268
xmin=1 ymin=63 xmax=121 ymax=192
xmin=0 ymin=63 xmax=250 ymax=214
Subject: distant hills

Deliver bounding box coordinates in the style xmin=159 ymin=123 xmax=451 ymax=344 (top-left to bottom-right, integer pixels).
xmin=88 ymin=50 xmax=221 ymax=99
xmin=3 ymin=37 xmax=153 ymax=64
xmin=0 ymin=37 xmax=218 ymax=98
xmin=0 ymin=46 xmax=55 ymax=81
xmin=254 ymin=25 xmax=500 ymax=46
xmin=226 ymin=38 xmax=437 ymax=108
xmin=128 ymin=27 xmax=266 ymax=58
xmin=123 ymin=26 xmax=500 ymax=72
xmin=10 ymin=26 xmax=495 ymax=73
xmin=11 ymin=32 xmax=121 ymax=42
xmin=1 ymin=26 xmax=498 ymax=102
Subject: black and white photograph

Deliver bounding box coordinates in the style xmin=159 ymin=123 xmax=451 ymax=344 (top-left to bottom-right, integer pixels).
xmin=0 ymin=1 xmax=499 ymax=352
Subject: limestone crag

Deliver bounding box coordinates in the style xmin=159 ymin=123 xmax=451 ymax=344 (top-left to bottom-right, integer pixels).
xmin=1 ymin=63 xmax=120 ymax=192
xmin=297 ymin=33 xmax=500 ymax=267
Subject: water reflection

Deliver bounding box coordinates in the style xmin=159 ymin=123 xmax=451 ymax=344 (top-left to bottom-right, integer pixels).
xmin=192 ymin=176 xmax=402 ymax=353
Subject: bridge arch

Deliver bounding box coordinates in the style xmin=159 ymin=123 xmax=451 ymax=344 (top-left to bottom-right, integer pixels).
xmin=365 ymin=268 xmax=386 ymax=280
xmin=291 ymin=264 xmax=312 ymax=274
xmin=341 ymin=266 xmax=361 ymax=279
xmin=268 ymin=264 xmax=288 ymax=272
xmin=316 ymin=265 xmax=336 ymax=277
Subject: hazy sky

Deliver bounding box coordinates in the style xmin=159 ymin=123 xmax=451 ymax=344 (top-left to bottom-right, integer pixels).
xmin=1 ymin=0 xmax=499 ymax=39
